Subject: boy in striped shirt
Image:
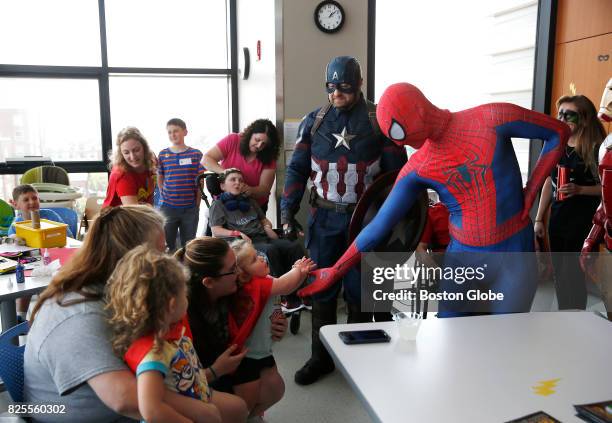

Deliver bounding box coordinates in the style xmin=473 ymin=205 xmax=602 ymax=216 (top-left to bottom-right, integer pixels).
xmin=158 ymin=118 xmax=205 ymax=251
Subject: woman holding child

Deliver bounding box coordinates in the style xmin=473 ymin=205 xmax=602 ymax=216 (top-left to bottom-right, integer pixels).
xmin=176 ymin=236 xmax=307 ymax=418
xmin=103 ymin=127 xmax=155 ymax=207
xmin=24 ymin=206 xmax=247 ymax=422
xmin=201 ymin=119 xmax=280 ymax=212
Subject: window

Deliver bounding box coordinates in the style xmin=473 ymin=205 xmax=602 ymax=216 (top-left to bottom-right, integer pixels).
xmin=0 ymin=0 xmax=101 ymax=67
xmin=109 ymin=75 xmax=230 ymax=155
xmin=0 ymin=78 xmax=102 ymax=162
xmin=105 ymin=0 xmax=228 ymax=69
xmin=375 ymin=0 xmax=539 ymax=184
xmin=0 ymin=0 xmax=236 ymax=175
xmin=0 ymin=172 xmax=108 ymax=218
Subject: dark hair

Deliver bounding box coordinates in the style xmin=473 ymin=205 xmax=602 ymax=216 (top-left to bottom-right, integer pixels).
xmin=12 ymin=184 xmax=37 ymax=202
xmin=174 ymin=237 xmax=230 ymax=305
xmin=238 ymin=119 xmax=280 ymax=165
xmin=557 ymin=95 xmax=606 ymax=171
xmin=219 ymin=167 xmax=243 ymax=183
xmin=175 ymin=237 xmax=231 ymax=366
xmin=167 ymin=118 xmax=187 ymax=130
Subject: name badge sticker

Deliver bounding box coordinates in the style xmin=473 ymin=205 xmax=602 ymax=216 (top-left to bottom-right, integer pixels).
xmin=179 ymin=158 xmax=192 ymax=166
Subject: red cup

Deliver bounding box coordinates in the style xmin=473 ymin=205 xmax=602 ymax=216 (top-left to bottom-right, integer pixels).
xmin=557 ymin=165 xmax=569 ymax=201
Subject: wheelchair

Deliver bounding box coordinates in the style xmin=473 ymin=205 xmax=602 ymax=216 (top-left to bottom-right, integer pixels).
xmin=196 ymin=172 xmax=306 ymax=335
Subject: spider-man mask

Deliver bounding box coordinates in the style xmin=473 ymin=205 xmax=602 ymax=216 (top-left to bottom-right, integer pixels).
xmin=377 ymin=83 xmax=439 ymax=149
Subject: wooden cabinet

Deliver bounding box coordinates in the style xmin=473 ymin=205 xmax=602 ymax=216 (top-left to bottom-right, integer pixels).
xmin=550 ymin=0 xmax=612 ymax=134
xmin=555 ymin=0 xmax=612 ymax=43
xmin=552 ymin=33 xmax=612 ymax=107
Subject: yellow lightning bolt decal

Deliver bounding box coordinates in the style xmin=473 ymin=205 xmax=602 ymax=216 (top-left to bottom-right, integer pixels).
xmin=532 ymin=378 xmax=561 ymax=396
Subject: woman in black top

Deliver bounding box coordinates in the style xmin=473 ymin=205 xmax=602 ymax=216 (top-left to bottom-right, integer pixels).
xmin=535 ymin=95 xmax=606 ymax=309
xmin=175 ymin=237 xmax=287 ymax=417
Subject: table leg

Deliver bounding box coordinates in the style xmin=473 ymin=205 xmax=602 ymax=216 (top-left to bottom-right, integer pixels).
xmin=0 ymin=299 xmax=17 ymax=332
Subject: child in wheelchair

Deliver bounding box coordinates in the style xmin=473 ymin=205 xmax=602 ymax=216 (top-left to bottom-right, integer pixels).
xmin=208 ymin=168 xmax=307 ymax=314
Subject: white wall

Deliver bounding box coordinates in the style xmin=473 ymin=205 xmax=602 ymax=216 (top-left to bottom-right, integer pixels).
xmin=236 ymin=0 xmax=277 ymax=222
xmin=274 ymin=0 xmax=370 ymax=227
xmin=280 ymin=0 xmax=369 ymax=118
xmin=237 ymin=0 xmax=276 ymax=128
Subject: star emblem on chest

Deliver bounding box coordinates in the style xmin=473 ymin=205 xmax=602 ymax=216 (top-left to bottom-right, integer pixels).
xmin=332 ymin=127 xmax=356 ymax=150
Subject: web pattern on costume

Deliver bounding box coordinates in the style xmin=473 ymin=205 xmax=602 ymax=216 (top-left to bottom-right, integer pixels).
xmin=374 ymin=86 xmax=569 ymax=249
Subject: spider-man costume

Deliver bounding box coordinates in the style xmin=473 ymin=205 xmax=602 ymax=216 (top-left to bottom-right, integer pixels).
xmin=299 ymin=83 xmax=570 ymax=316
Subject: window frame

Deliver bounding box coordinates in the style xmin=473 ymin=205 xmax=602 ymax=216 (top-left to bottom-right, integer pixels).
xmin=0 ymin=0 xmax=239 ymax=175
xmin=369 ymin=0 xmax=557 ymax=185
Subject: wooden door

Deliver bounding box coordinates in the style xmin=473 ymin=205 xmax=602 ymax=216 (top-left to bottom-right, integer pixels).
xmin=551 ymin=33 xmax=612 ymax=133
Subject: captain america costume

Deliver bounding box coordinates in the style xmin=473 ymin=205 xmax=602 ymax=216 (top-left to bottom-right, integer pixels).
xmin=282 ymin=56 xmax=408 ymax=386
xmin=299 ymin=83 xmax=570 ymax=316
xmin=281 ymin=94 xmax=407 ymax=302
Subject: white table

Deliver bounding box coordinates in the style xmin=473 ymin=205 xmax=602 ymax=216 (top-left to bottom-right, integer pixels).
xmin=0 ymin=274 xmax=53 ymax=331
xmin=0 ymin=238 xmax=82 ymax=332
xmin=320 ymin=312 xmax=612 ymax=423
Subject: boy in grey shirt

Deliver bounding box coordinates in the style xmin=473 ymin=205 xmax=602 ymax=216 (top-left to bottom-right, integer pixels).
xmin=208 ymin=168 xmax=305 ymax=279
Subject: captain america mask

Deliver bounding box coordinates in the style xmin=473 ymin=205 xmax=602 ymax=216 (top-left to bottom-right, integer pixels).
xmin=326 ymin=82 xmax=355 ymax=94
xmin=325 ymin=56 xmax=361 ymax=95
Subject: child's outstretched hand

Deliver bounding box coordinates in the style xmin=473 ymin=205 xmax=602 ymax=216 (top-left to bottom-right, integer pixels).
xmin=292 ymin=257 xmax=317 ymax=277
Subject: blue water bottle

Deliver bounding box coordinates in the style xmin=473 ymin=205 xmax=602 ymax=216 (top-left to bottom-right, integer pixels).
xmin=15 ymin=259 xmax=25 ymax=284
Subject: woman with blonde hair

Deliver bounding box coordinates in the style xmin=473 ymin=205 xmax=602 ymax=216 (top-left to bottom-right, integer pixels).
xmin=103 ymin=126 xmax=155 ymax=207
xmin=24 ymin=206 xmax=220 ymax=422
xmin=535 ymin=94 xmax=606 ymax=309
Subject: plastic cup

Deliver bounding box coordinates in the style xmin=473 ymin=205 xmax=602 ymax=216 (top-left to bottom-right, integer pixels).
xmin=393 ymin=311 xmax=423 ymax=341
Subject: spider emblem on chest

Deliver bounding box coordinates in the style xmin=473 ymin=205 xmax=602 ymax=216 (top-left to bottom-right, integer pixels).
xmin=442 ymin=153 xmax=488 ymax=198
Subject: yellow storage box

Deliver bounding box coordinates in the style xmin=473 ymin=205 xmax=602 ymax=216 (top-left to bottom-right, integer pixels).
xmin=15 ymin=219 xmax=67 ymax=248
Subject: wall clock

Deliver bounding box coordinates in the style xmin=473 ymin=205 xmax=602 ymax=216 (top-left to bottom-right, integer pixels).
xmin=314 ymin=0 xmax=345 ymax=34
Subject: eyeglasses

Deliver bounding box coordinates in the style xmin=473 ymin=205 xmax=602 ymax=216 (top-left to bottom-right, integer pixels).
xmin=326 ymin=82 xmax=355 ymax=94
xmin=557 ymin=109 xmax=579 ymax=124
xmin=215 ymin=262 xmax=238 ymax=278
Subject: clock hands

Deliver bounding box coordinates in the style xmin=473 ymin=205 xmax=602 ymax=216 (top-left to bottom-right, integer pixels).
xmin=328 ymin=10 xmax=337 ymax=18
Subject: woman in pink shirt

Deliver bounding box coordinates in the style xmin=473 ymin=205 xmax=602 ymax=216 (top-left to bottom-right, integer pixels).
xmin=202 ymin=119 xmax=280 ymax=212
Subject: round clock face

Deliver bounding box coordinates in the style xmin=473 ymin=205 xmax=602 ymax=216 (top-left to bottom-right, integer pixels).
xmin=315 ymin=1 xmax=345 ymax=33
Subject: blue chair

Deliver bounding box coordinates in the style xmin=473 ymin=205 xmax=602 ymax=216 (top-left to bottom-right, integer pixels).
xmin=0 ymin=321 xmax=29 ymax=402
xmin=46 ymin=207 xmax=77 ymax=239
